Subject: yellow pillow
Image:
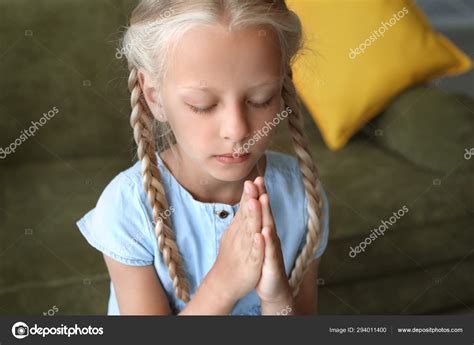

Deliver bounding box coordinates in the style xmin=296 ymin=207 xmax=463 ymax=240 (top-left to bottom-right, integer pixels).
xmin=287 ymin=0 xmax=472 ymax=151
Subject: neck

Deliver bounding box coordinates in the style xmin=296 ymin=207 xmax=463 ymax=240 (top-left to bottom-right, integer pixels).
xmin=159 ymin=145 xmax=266 ymax=205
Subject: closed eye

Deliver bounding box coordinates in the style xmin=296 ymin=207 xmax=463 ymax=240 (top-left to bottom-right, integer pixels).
xmin=187 ymin=95 xmax=275 ymax=114
xmin=250 ymin=95 xmax=274 ymax=108
xmin=187 ymin=104 xmax=216 ymax=114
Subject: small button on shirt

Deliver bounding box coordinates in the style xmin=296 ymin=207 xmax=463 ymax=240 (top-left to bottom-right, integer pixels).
xmin=76 ymin=150 xmax=330 ymax=315
xmin=217 ymin=210 xmax=229 ymax=219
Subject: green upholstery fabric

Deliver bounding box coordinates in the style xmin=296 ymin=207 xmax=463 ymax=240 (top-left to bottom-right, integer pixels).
xmin=1 ymin=0 xmax=472 ymax=315
xmin=369 ymin=86 xmax=474 ymax=173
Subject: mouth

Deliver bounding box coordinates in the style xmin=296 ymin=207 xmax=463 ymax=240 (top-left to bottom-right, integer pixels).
xmin=214 ymin=152 xmax=251 ymax=164
xmin=216 ymin=152 xmax=249 ymax=158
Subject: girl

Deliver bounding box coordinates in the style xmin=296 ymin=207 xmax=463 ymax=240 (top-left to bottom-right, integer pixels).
xmin=76 ymin=0 xmax=329 ymax=316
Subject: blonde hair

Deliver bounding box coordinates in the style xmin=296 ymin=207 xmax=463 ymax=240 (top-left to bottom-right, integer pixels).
xmin=123 ymin=0 xmax=324 ymax=304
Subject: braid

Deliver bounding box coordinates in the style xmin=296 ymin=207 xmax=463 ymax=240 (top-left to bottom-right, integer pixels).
xmin=283 ymin=71 xmax=324 ymax=298
xmin=128 ymin=66 xmax=191 ymax=303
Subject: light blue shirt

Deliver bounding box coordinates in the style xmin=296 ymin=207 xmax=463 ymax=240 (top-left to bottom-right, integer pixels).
xmin=76 ymin=150 xmax=330 ymax=315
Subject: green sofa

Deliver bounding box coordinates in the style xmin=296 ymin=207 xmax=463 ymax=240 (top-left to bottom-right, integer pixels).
xmin=1 ymin=0 xmax=473 ymax=315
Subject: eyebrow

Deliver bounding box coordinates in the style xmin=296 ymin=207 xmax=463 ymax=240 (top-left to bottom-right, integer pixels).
xmin=179 ymin=78 xmax=282 ymax=92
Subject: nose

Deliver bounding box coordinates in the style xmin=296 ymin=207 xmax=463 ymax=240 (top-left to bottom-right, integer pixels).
xmin=220 ymin=102 xmax=251 ymax=144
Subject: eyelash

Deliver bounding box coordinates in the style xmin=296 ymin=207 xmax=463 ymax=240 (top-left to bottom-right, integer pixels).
xmin=188 ymin=96 xmax=274 ymax=114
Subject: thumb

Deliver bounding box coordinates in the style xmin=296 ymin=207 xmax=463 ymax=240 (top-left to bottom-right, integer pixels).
xmin=262 ymin=227 xmax=277 ymax=262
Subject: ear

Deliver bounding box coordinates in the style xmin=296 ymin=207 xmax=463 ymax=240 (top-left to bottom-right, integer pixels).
xmin=138 ymin=70 xmax=167 ymax=122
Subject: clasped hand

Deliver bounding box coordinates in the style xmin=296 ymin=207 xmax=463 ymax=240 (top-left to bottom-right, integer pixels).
xmin=214 ymin=176 xmax=292 ymax=305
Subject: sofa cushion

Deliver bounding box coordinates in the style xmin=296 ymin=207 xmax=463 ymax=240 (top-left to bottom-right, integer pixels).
xmin=287 ymin=0 xmax=472 ymax=151
xmin=368 ymin=86 xmax=474 ymax=173
xmin=0 ymin=0 xmax=134 ymax=166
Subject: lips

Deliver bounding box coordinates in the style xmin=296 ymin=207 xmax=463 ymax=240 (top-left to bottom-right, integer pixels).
xmin=215 ymin=152 xmax=251 ymax=164
xmin=216 ymin=152 xmax=249 ymax=158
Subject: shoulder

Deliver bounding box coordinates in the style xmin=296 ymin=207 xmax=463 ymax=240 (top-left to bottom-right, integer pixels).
xmin=265 ymin=150 xmax=330 ymax=260
xmin=100 ymin=164 xmax=152 ymax=220
xmin=266 ymin=150 xmax=301 ymax=177
xmin=76 ymin=163 xmax=156 ymax=266
xmin=265 ymin=150 xmax=310 ymax=205
xmin=119 ymin=153 xmax=172 ymax=196
xmin=94 ymin=169 xmax=141 ymax=218
xmin=266 ymin=149 xmax=329 ymax=207
xmin=265 ymin=150 xmax=305 ymax=195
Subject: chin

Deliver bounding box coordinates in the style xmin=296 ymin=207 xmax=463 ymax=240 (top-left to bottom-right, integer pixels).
xmin=208 ymin=158 xmax=255 ymax=181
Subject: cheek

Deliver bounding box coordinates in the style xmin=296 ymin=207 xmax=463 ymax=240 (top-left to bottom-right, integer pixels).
xmin=168 ymin=113 xmax=217 ymax=149
xmin=163 ymin=97 xmax=210 ymax=136
xmin=248 ymin=109 xmax=281 ymax=147
xmin=252 ymin=104 xmax=283 ymax=130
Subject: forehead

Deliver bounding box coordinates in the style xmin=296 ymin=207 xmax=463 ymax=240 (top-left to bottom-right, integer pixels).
xmin=166 ymin=24 xmax=282 ymax=88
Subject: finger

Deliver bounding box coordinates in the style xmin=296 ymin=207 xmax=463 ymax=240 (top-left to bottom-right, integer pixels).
xmin=259 ymin=193 xmax=275 ymax=229
xmin=246 ymin=197 xmax=262 ymax=235
xmin=262 ymin=227 xmax=286 ymax=276
xmin=247 ymin=180 xmax=260 ymax=200
xmin=262 ymin=226 xmax=277 ymax=261
xmin=239 ymin=181 xmax=257 ymax=220
xmin=249 ymin=232 xmax=265 ymax=265
xmin=254 ymin=176 xmax=266 ymax=197
xmin=247 ymin=182 xmax=261 ymax=218
xmin=239 ymin=180 xmax=251 ymax=205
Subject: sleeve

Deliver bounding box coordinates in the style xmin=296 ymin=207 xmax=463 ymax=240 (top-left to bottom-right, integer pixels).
xmin=75 ymin=172 xmax=155 ymax=266
xmin=301 ymin=182 xmax=330 ymax=259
